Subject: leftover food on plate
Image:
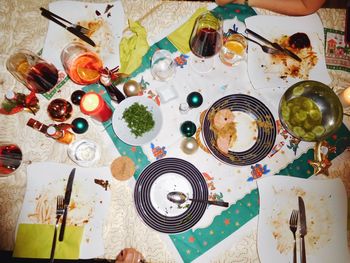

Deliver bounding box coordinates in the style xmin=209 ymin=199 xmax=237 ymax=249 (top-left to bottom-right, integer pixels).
xmin=269 ymin=32 xmax=318 ymax=80
xmin=209 ymin=109 xmax=237 ymax=154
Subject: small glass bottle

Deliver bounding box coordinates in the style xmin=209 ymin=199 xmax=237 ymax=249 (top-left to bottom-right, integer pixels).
xmin=46 ymin=125 xmax=75 ymax=144
xmin=27 ymin=118 xmax=48 ymax=134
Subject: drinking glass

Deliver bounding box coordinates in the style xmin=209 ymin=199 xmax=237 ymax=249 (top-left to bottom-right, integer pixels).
xmin=0 ymin=142 xmax=23 ymax=177
xmin=219 ymin=33 xmax=247 ymax=67
xmin=61 ymin=42 xmax=103 ymax=85
xmin=6 ymin=49 xmax=59 ymax=94
xmin=151 ymin=49 xmax=176 ymax=81
xmin=189 ymin=11 xmax=223 ymax=73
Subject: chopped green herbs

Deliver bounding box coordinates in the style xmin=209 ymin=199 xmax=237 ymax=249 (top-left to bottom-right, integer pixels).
xmin=122 ymin=102 xmax=155 ymax=137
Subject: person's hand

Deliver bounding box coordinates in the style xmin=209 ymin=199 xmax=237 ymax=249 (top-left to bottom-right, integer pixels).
xmin=215 ymin=0 xmax=245 ymax=6
xmin=115 ymin=248 xmax=145 ymax=263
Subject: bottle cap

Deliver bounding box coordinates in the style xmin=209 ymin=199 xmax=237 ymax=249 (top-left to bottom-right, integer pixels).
xmin=5 ymin=91 xmax=15 ymax=100
xmin=46 ymin=126 xmax=57 ymax=136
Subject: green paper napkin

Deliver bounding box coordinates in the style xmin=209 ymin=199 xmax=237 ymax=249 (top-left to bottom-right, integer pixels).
xmin=120 ymin=20 xmax=150 ymax=75
xmin=13 ymin=224 xmax=84 ymax=259
xmin=167 ymin=7 xmax=207 ymax=54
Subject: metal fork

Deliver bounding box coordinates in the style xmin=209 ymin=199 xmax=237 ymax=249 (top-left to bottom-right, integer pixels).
xmin=40 ymin=7 xmax=90 ymax=35
xmin=289 ymin=209 xmax=299 ymax=263
xmin=244 ymin=36 xmax=282 ymax=55
xmin=50 ymin=195 xmax=65 ymax=263
xmin=228 ymin=29 xmax=281 ymax=55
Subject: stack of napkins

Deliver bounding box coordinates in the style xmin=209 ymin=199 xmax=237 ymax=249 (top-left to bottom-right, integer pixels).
xmin=257 ymin=176 xmax=349 ymax=263
xmin=13 ymin=162 xmax=112 ymax=259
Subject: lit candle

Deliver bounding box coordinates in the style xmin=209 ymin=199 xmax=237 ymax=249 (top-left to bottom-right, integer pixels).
xmin=338 ymin=87 xmax=350 ymax=108
xmin=80 ymin=92 xmax=113 ymax=122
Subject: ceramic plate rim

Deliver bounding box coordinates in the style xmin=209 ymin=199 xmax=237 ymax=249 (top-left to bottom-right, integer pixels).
xmin=133 ymin=158 xmax=209 ymax=234
xmin=202 ymin=94 xmax=276 ymax=166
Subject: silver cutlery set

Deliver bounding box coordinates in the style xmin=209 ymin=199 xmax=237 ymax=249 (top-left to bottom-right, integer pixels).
xmin=49 ymin=168 xmax=75 ymax=263
xmin=289 ymin=196 xmax=308 ymax=263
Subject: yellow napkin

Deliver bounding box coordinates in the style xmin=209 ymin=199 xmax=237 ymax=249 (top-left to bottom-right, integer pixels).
xmin=119 ymin=20 xmax=150 ymax=74
xmin=167 ymin=7 xmax=208 ymax=54
xmin=13 ymin=224 xmax=84 ymax=259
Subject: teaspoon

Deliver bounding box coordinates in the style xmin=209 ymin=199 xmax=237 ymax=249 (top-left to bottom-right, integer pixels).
xmin=167 ymin=191 xmax=229 ymax=208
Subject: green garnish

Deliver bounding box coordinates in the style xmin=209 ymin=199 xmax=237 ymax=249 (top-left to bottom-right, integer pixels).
xmin=122 ymin=102 xmax=155 ymax=137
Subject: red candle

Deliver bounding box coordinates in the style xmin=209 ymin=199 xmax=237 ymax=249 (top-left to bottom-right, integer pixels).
xmin=80 ymin=92 xmax=113 ymax=122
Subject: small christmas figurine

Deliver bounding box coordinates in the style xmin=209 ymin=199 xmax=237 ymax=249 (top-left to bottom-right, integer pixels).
xmin=0 ymin=90 xmax=39 ymax=115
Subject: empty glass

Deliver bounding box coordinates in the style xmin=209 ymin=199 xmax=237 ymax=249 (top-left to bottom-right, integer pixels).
xmin=150 ymin=49 xmax=176 ymax=81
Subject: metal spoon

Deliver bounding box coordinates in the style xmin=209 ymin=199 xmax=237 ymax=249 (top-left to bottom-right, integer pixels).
xmin=167 ymin=191 xmax=229 ymax=207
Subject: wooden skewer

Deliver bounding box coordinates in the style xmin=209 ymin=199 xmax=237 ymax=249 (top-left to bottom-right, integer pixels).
xmin=122 ymin=2 xmax=164 ymax=33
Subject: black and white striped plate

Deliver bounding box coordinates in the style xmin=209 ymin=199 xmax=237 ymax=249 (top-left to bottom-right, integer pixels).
xmin=202 ymin=94 xmax=276 ymax=166
xmin=134 ymin=158 xmax=208 ymax=234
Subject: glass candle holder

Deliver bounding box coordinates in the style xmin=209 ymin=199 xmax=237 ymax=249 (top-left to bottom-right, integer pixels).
xmin=80 ymin=92 xmax=113 ymax=122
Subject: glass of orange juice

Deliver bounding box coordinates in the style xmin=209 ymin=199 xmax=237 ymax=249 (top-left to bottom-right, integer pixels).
xmin=61 ymin=42 xmax=103 ymax=85
xmin=219 ymin=33 xmax=247 ymax=67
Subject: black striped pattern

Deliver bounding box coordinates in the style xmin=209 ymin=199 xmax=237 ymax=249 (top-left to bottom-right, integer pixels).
xmin=202 ymin=94 xmax=276 ymax=166
xmin=134 ymin=158 xmax=208 ymax=234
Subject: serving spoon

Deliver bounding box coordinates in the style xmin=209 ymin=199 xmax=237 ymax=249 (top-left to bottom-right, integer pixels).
xmin=167 ymin=191 xmax=229 ymax=208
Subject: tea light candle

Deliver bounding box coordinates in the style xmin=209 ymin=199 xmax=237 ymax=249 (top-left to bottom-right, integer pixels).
xmin=339 ymin=87 xmax=350 ymax=108
xmin=80 ymin=92 xmax=113 ymax=122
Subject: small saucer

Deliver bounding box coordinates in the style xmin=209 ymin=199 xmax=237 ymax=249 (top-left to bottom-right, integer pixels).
xmin=67 ymin=139 xmax=101 ymax=167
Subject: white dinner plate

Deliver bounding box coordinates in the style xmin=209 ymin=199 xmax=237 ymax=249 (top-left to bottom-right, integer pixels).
xmin=112 ymin=96 xmax=163 ymax=146
xmin=245 ymin=14 xmax=331 ymax=90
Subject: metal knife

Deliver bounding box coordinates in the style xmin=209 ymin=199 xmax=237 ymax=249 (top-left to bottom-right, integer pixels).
xmin=298 ymin=196 xmax=307 ymax=263
xmin=40 ymin=10 xmax=96 ymax=47
xmin=246 ymin=28 xmax=302 ymax=62
xmin=59 ymin=168 xmax=76 ymax=241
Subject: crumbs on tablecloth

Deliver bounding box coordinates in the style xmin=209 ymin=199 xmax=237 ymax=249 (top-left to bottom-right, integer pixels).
xmin=94 ymin=179 xmax=109 ymax=190
xmin=104 ymin=4 xmax=114 ymax=14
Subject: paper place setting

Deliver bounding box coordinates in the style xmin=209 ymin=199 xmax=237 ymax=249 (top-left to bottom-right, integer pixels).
xmin=13 ymin=162 xmax=112 ymax=259
xmin=41 ymin=0 xmax=125 ymax=71
xmin=257 ymin=176 xmax=350 ymax=263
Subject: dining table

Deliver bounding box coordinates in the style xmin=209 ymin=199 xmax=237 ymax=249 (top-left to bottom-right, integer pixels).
xmin=0 ymin=0 xmax=349 ymax=262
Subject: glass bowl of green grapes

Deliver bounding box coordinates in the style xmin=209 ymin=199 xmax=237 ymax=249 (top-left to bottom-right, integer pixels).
xmin=278 ymin=80 xmax=343 ymax=142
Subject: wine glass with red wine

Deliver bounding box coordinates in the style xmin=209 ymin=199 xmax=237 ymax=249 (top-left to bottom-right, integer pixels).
xmin=189 ymin=11 xmax=223 ymax=73
xmin=6 ymin=49 xmax=59 ymax=94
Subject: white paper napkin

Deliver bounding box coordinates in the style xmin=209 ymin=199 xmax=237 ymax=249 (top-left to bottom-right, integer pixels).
xmin=16 ymin=162 xmax=112 ymax=259
xmin=245 ymin=14 xmax=331 ymax=90
xmin=41 ymin=0 xmax=125 ymax=71
xmin=257 ymin=176 xmax=349 ymax=263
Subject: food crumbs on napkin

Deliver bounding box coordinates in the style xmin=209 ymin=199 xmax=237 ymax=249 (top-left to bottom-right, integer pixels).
xmin=120 ymin=20 xmax=149 ymax=74
xmin=13 ymin=224 xmax=84 ymax=259
xmin=167 ymin=7 xmax=207 ymax=54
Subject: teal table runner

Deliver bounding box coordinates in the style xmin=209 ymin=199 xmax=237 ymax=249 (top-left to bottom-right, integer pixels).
xmin=84 ymin=4 xmax=350 ymax=262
